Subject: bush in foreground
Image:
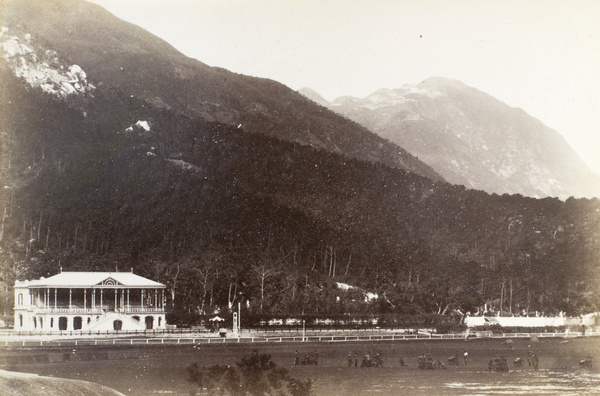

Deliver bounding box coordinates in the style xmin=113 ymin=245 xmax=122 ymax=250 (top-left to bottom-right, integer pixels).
xmin=187 ymin=351 xmax=313 ymax=396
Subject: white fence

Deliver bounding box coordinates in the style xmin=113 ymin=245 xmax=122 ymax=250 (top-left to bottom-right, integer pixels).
xmin=2 ymin=330 xmax=598 ymax=348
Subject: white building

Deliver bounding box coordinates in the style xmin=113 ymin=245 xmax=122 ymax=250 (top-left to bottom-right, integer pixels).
xmin=14 ymin=271 xmax=167 ymax=332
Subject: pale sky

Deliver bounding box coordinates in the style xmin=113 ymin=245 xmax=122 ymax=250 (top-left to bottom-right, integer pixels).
xmin=89 ymin=0 xmax=600 ymax=175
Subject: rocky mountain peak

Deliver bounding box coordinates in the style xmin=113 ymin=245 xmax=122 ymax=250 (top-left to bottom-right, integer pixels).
xmin=304 ymin=78 xmax=600 ymax=199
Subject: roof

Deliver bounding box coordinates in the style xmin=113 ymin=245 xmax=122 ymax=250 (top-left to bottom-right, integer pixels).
xmin=25 ymin=272 xmax=165 ymax=288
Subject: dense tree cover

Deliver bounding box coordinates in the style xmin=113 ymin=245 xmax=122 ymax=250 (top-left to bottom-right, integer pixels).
xmin=1 ymin=71 xmax=599 ymax=325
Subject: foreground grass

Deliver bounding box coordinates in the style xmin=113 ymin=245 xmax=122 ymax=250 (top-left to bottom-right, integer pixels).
xmin=1 ymin=336 xmax=598 ymax=395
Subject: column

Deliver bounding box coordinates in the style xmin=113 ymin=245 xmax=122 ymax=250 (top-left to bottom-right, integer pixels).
xmin=69 ymin=288 xmax=72 ymax=309
xmin=100 ymin=289 xmax=103 ymax=310
xmin=114 ymin=289 xmax=117 ymax=311
xmin=54 ymin=288 xmax=57 ymax=309
xmin=141 ymin=290 xmax=144 ymax=309
xmin=84 ymin=289 xmax=87 ymax=310
xmin=127 ymin=289 xmax=130 ymax=309
xmin=154 ymin=290 xmax=157 ymax=310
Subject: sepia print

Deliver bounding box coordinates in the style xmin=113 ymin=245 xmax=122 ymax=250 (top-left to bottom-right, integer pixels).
xmin=0 ymin=0 xmax=599 ymax=394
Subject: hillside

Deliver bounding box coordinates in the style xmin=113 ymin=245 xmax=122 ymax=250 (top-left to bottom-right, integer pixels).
xmin=0 ymin=0 xmax=599 ymax=323
xmin=309 ymin=77 xmax=600 ymax=199
xmin=0 ymin=0 xmax=441 ymax=182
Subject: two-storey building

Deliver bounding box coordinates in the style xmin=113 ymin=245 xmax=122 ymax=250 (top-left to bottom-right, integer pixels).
xmin=14 ymin=271 xmax=167 ymax=332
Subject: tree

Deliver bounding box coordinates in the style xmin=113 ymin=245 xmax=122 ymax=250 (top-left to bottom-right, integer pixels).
xmin=187 ymin=351 xmax=313 ymax=396
xmin=250 ymin=253 xmax=281 ymax=314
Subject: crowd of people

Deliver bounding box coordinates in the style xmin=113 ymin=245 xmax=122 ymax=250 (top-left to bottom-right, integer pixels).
xmin=417 ymin=354 xmax=446 ymax=370
xmin=288 ymin=347 xmax=590 ymax=372
xmin=294 ymin=350 xmax=319 ymax=365
xmin=343 ymin=350 xmax=384 ymax=367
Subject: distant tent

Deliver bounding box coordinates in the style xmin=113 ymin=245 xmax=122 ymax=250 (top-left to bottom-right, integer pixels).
xmin=209 ymin=316 xmax=225 ymax=322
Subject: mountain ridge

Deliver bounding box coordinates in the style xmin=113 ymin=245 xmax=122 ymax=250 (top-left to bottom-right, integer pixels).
xmin=0 ymin=0 xmax=442 ymax=182
xmin=304 ymin=77 xmax=600 ymax=199
xmin=1 ymin=0 xmax=598 ymax=322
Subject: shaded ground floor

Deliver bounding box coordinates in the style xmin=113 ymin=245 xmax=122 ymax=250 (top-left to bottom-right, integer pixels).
xmin=14 ymin=311 xmax=166 ymax=332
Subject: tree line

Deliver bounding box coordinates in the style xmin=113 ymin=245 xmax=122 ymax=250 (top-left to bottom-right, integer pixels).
xmin=1 ymin=71 xmax=599 ymax=324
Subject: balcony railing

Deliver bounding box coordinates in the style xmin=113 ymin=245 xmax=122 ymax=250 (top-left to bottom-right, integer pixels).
xmin=24 ymin=306 xmax=165 ymax=314
xmin=116 ymin=307 xmax=164 ymax=313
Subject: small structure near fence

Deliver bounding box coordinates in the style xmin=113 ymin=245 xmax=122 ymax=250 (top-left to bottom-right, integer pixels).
xmin=464 ymin=314 xmax=598 ymax=330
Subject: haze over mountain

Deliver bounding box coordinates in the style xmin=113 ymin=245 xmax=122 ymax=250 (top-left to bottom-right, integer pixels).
xmin=0 ymin=0 xmax=440 ymax=183
xmin=301 ymin=78 xmax=600 ymax=199
xmin=1 ymin=0 xmax=598 ymax=322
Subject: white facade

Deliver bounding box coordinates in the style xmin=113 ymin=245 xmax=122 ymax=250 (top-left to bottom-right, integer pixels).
xmin=14 ymin=271 xmax=167 ymax=332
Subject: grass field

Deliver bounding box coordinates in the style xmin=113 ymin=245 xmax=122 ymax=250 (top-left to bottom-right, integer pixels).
xmin=1 ymin=336 xmax=599 ymax=395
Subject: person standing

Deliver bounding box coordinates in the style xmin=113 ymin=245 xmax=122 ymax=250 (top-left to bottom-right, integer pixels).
xmin=399 ymin=355 xmax=406 ymax=366
xmin=531 ymin=353 xmax=539 ymax=370
xmin=463 ymin=350 xmax=469 ymax=365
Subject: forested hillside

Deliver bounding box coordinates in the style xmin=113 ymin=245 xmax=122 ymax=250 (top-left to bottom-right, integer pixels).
xmin=1 ymin=69 xmax=599 ymax=325
xmin=0 ymin=0 xmax=441 ymax=183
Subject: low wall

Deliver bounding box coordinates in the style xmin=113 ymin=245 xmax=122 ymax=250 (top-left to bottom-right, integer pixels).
xmin=464 ymin=316 xmax=584 ymax=328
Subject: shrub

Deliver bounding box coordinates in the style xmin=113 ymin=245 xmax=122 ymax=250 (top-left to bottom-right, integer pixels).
xmin=187 ymin=351 xmax=313 ymax=396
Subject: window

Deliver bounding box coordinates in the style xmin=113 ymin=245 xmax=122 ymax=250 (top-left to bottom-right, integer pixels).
xmin=59 ymin=317 xmax=68 ymax=331
xmin=113 ymin=320 xmax=123 ymax=331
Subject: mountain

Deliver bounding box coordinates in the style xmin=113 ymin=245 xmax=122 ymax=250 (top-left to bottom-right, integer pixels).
xmin=297 ymin=87 xmax=330 ymax=107
xmin=305 ymin=77 xmax=600 ymax=199
xmin=1 ymin=0 xmax=599 ymax=321
xmin=0 ymin=0 xmax=441 ymax=183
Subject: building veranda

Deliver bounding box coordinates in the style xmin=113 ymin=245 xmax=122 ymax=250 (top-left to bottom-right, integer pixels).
xmin=14 ymin=271 xmax=167 ymax=332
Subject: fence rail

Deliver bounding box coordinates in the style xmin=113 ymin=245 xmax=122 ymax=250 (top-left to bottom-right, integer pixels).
xmin=1 ymin=330 xmax=598 ymax=348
